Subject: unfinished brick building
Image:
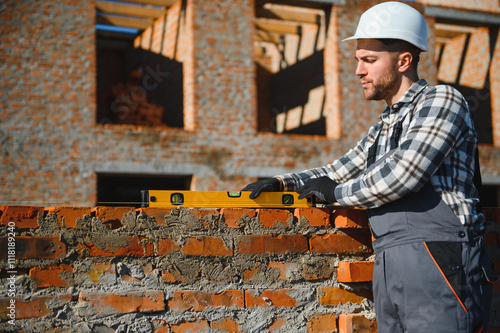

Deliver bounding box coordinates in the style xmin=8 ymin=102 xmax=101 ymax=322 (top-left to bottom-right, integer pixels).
xmin=2 ymin=0 xmax=500 ymax=208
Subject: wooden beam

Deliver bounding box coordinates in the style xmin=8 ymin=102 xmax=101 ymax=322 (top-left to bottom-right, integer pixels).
xmin=256 ymin=4 xmax=322 ymax=24
xmin=96 ymin=38 xmax=132 ymax=50
xmin=256 ymin=0 xmax=339 ymax=10
xmin=255 ymin=18 xmax=302 ymax=35
xmin=254 ymin=44 xmax=267 ymax=58
xmin=116 ymin=0 xmax=179 ymax=7
xmin=96 ymin=1 xmax=166 ymax=18
xmin=96 ymin=14 xmax=153 ymax=30
xmin=255 ymin=29 xmax=282 ymax=44
xmin=435 ymin=37 xmax=451 ymax=45
xmin=435 ymin=23 xmax=475 ymax=40
xmin=96 ymin=29 xmax=138 ymax=40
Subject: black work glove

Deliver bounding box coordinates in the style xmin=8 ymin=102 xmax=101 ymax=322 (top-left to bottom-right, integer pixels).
xmin=241 ymin=178 xmax=281 ymax=199
xmin=297 ymin=176 xmax=338 ymax=203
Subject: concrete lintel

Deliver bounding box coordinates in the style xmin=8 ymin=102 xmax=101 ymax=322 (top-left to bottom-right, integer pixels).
xmin=425 ymin=6 xmax=500 ymax=25
xmin=259 ymin=0 xmax=345 ymax=10
xmin=481 ymin=175 xmax=500 ymax=185
xmin=94 ymin=162 xmax=211 ymax=177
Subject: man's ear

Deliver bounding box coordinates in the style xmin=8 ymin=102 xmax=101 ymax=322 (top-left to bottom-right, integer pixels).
xmin=398 ymin=51 xmax=413 ymax=73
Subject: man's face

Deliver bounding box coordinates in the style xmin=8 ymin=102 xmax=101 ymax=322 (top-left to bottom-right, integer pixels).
xmin=354 ymin=39 xmax=400 ymax=103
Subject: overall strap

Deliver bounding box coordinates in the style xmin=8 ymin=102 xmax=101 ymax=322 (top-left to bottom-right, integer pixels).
xmin=366 ymin=120 xmax=404 ymax=168
xmin=473 ymin=146 xmax=483 ymax=213
xmin=366 ymin=129 xmax=381 ymax=168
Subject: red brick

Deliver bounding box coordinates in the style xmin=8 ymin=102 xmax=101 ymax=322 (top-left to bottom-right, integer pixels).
xmin=190 ymin=208 xmax=220 ymax=227
xmin=485 ymin=232 xmax=499 ymax=246
xmin=294 ymin=207 xmax=332 ymax=227
xmin=168 ymin=290 xmax=244 ymax=311
xmin=0 ymin=205 xmax=43 ymax=228
xmin=237 ymin=235 xmax=308 ymax=254
xmin=483 ymin=208 xmax=500 ymax=224
xmin=310 ymin=234 xmax=372 ymax=254
xmin=78 ymin=290 xmax=165 ymax=314
xmin=157 ymin=237 xmax=179 ymax=255
xmin=337 ymin=261 xmax=375 ymax=283
xmin=304 ymin=259 xmax=335 ymax=281
xmin=308 ymin=313 xmax=337 ymax=333
xmin=333 ymin=209 xmax=369 ymax=229
xmin=338 ymin=314 xmax=377 ymax=333
xmin=243 ymin=265 xmax=261 ymax=281
xmin=78 ymin=236 xmax=145 ymax=257
xmin=170 ymin=319 xmax=209 ymax=332
xmin=268 ymin=316 xmax=287 ymax=331
xmin=83 ymin=263 xmax=116 ymax=284
xmin=144 ymin=238 xmax=155 ymax=256
xmin=92 ymin=206 xmax=135 ymax=228
xmin=221 ymin=207 xmax=257 ymax=228
xmin=136 ymin=207 xmax=173 ymax=225
xmin=258 ymin=208 xmax=293 ymax=228
xmin=161 ymin=268 xmax=185 ymax=284
xmin=318 ymin=286 xmax=372 ymax=306
xmin=210 ymin=317 xmax=242 ymax=332
xmin=268 ymin=261 xmax=292 ymax=280
xmin=153 ymin=320 xmax=170 ymax=333
xmin=494 ymin=261 xmax=500 ymax=275
xmin=44 ymin=206 xmax=92 ymax=228
xmin=245 ymin=289 xmax=297 ymax=307
xmin=181 ymin=236 xmax=232 ymax=256
xmin=44 ymin=327 xmax=73 ymax=333
xmin=29 ymin=264 xmax=73 ymax=288
xmin=0 ymin=294 xmax=72 ymax=320
xmin=0 ymin=236 xmax=66 ymax=259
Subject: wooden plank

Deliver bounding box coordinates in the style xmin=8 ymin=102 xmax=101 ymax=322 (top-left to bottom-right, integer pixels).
xmin=96 ymin=14 xmax=153 ymax=30
xmin=96 ymin=29 xmax=137 ymax=40
xmin=116 ymin=0 xmax=179 ymax=7
xmin=256 ymin=0 xmax=339 ymax=10
xmin=256 ymin=5 xmax=322 ymax=24
xmin=255 ymin=18 xmax=301 ymax=35
xmin=96 ymin=38 xmax=132 ymax=50
xmin=435 ymin=23 xmax=475 ymax=40
xmin=96 ymin=1 xmax=166 ymax=18
xmin=255 ymin=29 xmax=282 ymax=44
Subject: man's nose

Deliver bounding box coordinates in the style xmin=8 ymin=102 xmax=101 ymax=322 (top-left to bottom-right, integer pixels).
xmin=355 ymin=62 xmax=366 ymax=77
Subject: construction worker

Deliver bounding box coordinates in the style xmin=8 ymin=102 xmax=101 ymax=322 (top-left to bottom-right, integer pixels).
xmin=242 ymin=2 xmax=497 ymax=332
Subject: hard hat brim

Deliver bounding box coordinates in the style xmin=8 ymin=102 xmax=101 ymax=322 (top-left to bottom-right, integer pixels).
xmin=341 ymin=35 xmax=429 ymax=52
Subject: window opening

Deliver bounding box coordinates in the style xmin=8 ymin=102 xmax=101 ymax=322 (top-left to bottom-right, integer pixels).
xmin=97 ymin=173 xmax=191 ymax=207
xmin=435 ymin=22 xmax=497 ymax=144
xmin=255 ymin=3 xmax=327 ymax=136
xmin=95 ymin=0 xmax=184 ymax=128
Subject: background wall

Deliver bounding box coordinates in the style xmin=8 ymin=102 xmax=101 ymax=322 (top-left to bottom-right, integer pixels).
xmin=0 ymin=0 xmax=459 ymax=208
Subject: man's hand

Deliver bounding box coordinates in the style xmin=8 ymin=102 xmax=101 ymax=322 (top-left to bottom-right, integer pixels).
xmin=297 ymin=176 xmax=338 ymax=203
xmin=241 ymin=178 xmax=281 ymax=199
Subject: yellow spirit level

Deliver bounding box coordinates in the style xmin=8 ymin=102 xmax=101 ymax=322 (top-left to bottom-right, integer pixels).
xmin=141 ymin=190 xmax=313 ymax=208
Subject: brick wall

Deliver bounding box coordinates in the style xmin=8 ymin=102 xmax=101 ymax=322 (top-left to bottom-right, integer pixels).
xmin=0 ymin=0 xmax=96 ymax=206
xmin=0 ymin=205 xmax=499 ymax=332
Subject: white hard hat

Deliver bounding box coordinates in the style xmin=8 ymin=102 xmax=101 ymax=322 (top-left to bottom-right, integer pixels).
xmin=342 ymin=1 xmax=428 ymax=51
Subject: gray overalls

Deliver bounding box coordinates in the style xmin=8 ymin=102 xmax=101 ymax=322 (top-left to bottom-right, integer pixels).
xmin=366 ymin=121 xmax=496 ymax=333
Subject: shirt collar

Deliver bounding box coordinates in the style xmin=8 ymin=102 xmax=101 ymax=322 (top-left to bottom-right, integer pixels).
xmin=380 ymin=79 xmax=429 ymax=120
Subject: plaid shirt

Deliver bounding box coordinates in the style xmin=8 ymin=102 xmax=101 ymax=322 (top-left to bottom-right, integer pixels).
xmin=276 ymin=80 xmax=483 ymax=226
